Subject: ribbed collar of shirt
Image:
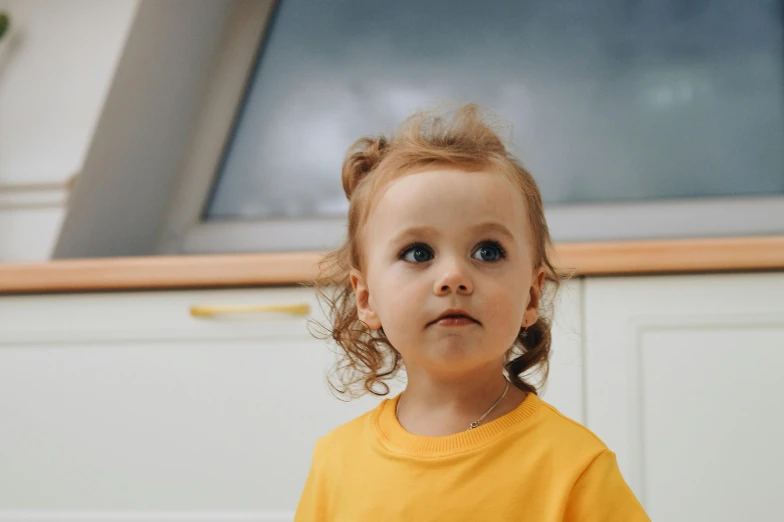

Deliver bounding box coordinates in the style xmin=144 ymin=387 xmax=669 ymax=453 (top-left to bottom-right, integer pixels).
xmin=371 ymin=389 xmax=542 ymax=458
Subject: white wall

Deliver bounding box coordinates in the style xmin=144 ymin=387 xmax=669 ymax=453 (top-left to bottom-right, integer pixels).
xmin=0 ymin=0 xmax=138 ymax=262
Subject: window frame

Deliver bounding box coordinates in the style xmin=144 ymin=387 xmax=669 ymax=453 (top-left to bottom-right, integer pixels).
xmin=158 ymin=0 xmax=784 ymax=255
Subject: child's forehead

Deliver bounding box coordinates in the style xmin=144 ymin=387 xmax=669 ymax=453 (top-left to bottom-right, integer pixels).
xmin=368 ymin=168 xmax=528 ymax=232
xmin=378 ymin=168 xmax=520 ymax=210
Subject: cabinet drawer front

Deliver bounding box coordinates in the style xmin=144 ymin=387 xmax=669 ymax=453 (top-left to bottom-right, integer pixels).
xmin=0 ymin=287 xmax=392 ymax=519
xmin=0 ymin=287 xmax=326 ymax=342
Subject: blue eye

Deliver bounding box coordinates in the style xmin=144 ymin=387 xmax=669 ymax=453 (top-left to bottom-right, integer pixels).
xmin=472 ymin=242 xmax=506 ymax=262
xmin=400 ymin=243 xmax=433 ymax=263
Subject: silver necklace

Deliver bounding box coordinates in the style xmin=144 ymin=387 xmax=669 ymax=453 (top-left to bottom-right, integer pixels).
xmin=395 ymin=379 xmax=510 ymax=431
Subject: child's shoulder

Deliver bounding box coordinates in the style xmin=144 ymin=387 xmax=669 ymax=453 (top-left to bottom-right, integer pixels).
xmin=528 ymin=394 xmax=609 ymax=454
xmin=312 ymin=400 xmax=382 ymax=456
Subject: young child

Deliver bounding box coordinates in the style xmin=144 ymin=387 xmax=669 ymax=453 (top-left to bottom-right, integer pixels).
xmin=296 ymin=105 xmax=650 ymax=521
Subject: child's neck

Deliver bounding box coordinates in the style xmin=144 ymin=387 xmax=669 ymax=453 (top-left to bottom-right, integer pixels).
xmin=397 ymin=365 xmax=527 ymax=437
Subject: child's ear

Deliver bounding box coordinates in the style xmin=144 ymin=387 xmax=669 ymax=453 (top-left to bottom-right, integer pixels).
xmin=522 ymin=267 xmax=546 ymax=328
xmin=350 ymin=268 xmax=382 ymax=330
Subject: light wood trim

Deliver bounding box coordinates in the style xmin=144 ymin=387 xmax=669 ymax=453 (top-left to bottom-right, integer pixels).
xmin=553 ymin=236 xmax=784 ymax=276
xmin=1 ymin=237 xmax=783 ymax=294
xmin=0 ymin=252 xmax=324 ymax=294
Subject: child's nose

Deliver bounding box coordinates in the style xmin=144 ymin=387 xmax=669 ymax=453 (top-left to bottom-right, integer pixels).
xmin=434 ymin=261 xmax=473 ymax=295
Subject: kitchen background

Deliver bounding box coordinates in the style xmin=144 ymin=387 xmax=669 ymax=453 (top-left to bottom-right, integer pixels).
xmin=0 ymin=1 xmax=782 ymax=521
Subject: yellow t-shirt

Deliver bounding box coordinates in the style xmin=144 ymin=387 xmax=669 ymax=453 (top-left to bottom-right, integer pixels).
xmin=295 ymin=392 xmax=650 ymax=521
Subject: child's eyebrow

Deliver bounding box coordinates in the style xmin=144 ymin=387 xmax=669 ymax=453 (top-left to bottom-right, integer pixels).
xmin=390 ymin=226 xmax=440 ymax=244
xmin=390 ymin=223 xmax=515 ymax=243
xmin=467 ymin=222 xmax=516 ymax=243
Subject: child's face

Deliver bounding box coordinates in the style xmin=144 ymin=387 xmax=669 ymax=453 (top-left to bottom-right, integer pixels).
xmin=351 ymin=169 xmax=545 ymax=376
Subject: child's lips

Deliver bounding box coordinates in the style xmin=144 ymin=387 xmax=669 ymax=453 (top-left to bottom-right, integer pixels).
xmin=428 ymin=310 xmax=480 ymax=327
xmin=432 ymin=316 xmax=478 ymax=327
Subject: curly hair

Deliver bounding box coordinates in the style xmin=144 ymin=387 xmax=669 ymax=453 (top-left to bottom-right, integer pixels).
xmin=311 ymin=104 xmax=563 ymax=398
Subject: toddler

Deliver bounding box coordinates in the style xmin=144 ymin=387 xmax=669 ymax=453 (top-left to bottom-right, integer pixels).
xmin=296 ymin=105 xmax=650 ymax=521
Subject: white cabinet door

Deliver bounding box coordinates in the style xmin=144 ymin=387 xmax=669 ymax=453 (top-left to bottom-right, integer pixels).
xmin=0 ymin=287 xmax=394 ymax=521
xmin=584 ymin=272 xmax=784 ymax=521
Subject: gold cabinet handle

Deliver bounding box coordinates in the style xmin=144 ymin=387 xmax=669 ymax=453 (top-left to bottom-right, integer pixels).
xmin=189 ymin=303 xmax=311 ymax=318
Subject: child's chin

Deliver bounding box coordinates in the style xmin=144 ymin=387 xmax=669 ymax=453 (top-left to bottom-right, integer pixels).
xmin=422 ymin=340 xmax=488 ymax=365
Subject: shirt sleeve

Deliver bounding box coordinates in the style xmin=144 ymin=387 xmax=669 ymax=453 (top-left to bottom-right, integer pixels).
xmin=294 ymin=442 xmax=326 ymax=522
xmin=294 ymin=462 xmax=318 ymax=522
xmin=564 ymin=449 xmax=651 ymax=522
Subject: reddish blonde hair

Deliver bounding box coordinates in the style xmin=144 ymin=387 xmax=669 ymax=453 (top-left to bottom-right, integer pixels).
xmin=311 ymin=104 xmax=562 ymax=397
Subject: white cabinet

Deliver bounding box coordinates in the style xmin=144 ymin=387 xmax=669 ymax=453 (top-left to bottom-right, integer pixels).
xmin=0 ymin=281 xmax=584 ymax=521
xmin=14 ymin=273 xmax=782 ymax=520
xmin=0 ymin=287 xmax=387 ymax=520
xmin=584 ymin=272 xmax=784 ymax=521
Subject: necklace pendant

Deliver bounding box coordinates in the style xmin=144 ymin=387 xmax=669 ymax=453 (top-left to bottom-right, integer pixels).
xmin=468 ymin=421 xmax=479 ymax=430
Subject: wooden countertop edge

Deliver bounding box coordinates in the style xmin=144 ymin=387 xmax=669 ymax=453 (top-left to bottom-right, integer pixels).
xmin=1 ymin=236 xmax=783 ymax=294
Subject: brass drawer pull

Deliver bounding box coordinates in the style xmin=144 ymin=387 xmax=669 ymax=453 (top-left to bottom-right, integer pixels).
xmin=189 ymin=303 xmax=310 ymax=318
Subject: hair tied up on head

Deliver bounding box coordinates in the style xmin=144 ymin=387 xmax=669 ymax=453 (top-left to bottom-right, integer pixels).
xmin=341 ymin=136 xmax=389 ymax=199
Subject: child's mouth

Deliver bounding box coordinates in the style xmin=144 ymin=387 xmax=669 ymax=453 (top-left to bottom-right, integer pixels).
xmin=428 ymin=310 xmax=479 ymax=327
xmin=433 ymin=315 xmax=478 ymax=326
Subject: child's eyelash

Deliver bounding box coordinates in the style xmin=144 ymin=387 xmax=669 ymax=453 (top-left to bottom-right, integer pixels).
xmin=474 ymin=240 xmax=507 ymax=261
xmin=396 ymin=240 xmax=507 ymax=262
xmin=477 ymin=240 xmax=505 ymax=252
xmin=397 ymin=242 xmax=432 ymax=260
